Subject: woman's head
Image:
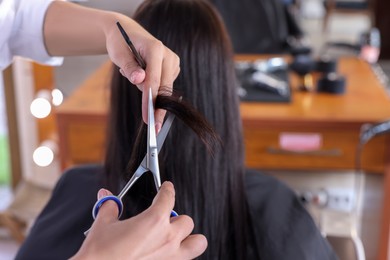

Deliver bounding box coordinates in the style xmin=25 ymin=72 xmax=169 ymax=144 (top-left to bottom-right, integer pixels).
xmin=105 ymin=0 xmax=249 ymax=258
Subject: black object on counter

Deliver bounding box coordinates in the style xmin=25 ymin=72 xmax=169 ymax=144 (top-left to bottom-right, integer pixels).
xmin=317 ymin=73 xmax=346 ymax=94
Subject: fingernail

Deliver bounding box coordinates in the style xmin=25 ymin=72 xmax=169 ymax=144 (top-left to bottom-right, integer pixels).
xmin=155 ymin=122 xmax=162 ymax=134
xmin=97 ymin=188 xmax=110 ymax=200
xmin=129 ymin=72 xmax=136 ymax=83
xmin=119 ymin=69 xmax=125 ymax=77
xmin=130 ymin=70 xmax=142 ymax=83
xmin=161 ymin=181 xmax=175 ymax=196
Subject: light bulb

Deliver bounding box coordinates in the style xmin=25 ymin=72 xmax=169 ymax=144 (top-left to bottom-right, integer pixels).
xmin=30 ymin=90 xmax=52 ymax=118
xmin=52 ymin=89 xmax=63 ymax=106
xmin=33 ymin=146 xmax=54 ymax=167
xmin=30 ymin=98 xmax=51 ymax=118
xmin=33 ymin=140 xmax=58 ymax=167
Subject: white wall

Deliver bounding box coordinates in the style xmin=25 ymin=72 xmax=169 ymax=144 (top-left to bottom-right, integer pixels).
xmin=12 ymin=59 xmax=60 ymax=188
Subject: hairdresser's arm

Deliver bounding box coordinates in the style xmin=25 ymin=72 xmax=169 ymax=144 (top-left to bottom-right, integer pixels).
xmin=71 ymin=182 xmax=207 ymax=260
xmin=44 ymin=1 xmax=180 ymax=128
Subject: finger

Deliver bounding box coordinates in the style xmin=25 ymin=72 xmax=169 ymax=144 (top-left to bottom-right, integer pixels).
xmin=94 ymin=199 xmax=120 ymax=225
xmin=131 ymin=70 xmax=146 ymax=85
xmin=154 ymin=108 xmax=166 ymax=134
xmin=154 ymin=50 xmax=179 ymax=128
xmin=141 ymin=43 xmax=164 ymax=123
xmin=170 ymin=215 xmax=195 ymax=238
xmin=179 ymin=234 xmax=208 ymax=260
xmin=120 ymin=61 xmax=146 ymax=85
xmin=160 ymin=50 xmax=180 ymax=90
xmin=95 ymin=201 xmax=119 ymax=224
xmin=149 ymin=181 xmax=176 ymax=218
xmin=97 ymin=188 xmax=112 ymax=200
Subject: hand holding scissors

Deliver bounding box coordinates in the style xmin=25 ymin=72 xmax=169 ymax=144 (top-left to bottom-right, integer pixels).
xmin=84 ymin=23 xmax=178 ymax=235
xmin=76 ymin=182 xmax=207 ymax=260
xmin=85 ymin=89 xmax=178 ymax=236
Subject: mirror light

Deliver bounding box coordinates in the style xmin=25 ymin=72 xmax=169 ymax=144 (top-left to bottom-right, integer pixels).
xmin=33 ymin=140 xmax=57 ymax=167
xmin=51 ymin=89 xmax=64 ymax=106
xmin=30 ymin=90 xmax=52 ymax=118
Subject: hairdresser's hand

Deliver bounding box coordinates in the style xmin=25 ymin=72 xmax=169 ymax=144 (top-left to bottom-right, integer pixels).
xmin=44 ymin=2 xmax=179 ymax=132
xmin=71 ymin=182 xmax=207 ymax=260
xmin=104 ymin=16 xmax=180 ymax=131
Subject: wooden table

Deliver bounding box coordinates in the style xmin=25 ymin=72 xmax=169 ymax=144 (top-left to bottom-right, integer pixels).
xmin=56 ymin=56 xmax=390 ymax=259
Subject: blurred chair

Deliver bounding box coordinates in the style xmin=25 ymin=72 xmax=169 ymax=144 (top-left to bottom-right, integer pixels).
xmin=326 ymin=233 xmax=366 ymax=260
xmin=0 ymin=180 xmax=52 ymax=243
xmin=209 ymin=0 xmax=309 ymax=54
xmin=323 ymin=0 xmax=375 ymax=32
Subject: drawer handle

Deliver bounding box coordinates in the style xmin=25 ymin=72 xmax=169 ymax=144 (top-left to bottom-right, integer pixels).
xmin=266 ymin=147 xmax=342 ymax=156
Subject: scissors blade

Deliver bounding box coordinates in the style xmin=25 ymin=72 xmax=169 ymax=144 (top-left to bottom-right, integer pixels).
xmin=147 ymin=88 xmax=161 ymax=190
xmin=157 ymin=113 xmax=175 ymax=152
xmin=137 ymin=112 xmax=175 ymax=169
xmin=147 ymin=88 xmax=157 ymax=166
xmin=117 ymin=164 xmax=148 ymax=200
xmin=118 ymin=99 xmax=175 ymax=198
xmin=139 ymin=113 xmax=175 ymax=169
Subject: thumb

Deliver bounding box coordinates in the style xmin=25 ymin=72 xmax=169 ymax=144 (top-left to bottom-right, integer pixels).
xmin=149 ymin=182 xmax=176 ymax=217
xmin=119 ymin=62 xmax=146 ymax=85
xmin=97 ymin=188 xmax=112 ymax=200
xmin=94 ymin=189 xmax=119 ymax=224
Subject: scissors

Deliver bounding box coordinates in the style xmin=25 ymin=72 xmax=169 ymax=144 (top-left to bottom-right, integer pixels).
xmin=84 ymin=89 xmax=177 ymax=236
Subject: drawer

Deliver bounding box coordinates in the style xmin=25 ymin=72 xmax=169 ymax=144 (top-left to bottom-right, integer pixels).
xmin=67 ymin=123 xmax=106 ymax=164
xmin=243 ymin=127 xmax=388 ymax=173
xmin=58 ymin=116 xmax=107 ymax=169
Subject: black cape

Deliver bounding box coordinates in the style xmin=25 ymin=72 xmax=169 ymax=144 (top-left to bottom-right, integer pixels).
xmin=16 ymin=165 xmax=337 ymax=260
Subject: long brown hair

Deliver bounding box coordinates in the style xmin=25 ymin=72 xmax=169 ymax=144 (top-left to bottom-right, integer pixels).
xmin=104 ymin=0 xmax=253 ymax=258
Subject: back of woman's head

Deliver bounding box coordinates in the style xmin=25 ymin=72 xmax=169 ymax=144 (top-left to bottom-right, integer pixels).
xmin=105 ymin=0 xmax=251 ymax=258
xmin=134 ymin=0 xmax=237 ymax=120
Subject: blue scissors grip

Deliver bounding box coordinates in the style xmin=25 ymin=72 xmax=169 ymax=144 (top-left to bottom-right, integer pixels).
xmin=171 ymin=210 xmax=178 ymax=217
xmin=92 ymin=195 xmax=123 ymax=219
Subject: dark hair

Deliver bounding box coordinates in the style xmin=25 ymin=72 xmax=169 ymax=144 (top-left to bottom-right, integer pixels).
xmin=104 ymin=0 xmax=253 ymax=258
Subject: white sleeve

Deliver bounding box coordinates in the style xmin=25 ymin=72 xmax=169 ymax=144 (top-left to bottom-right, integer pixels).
xmin=4 ymin=0 xmax=64 ymax=68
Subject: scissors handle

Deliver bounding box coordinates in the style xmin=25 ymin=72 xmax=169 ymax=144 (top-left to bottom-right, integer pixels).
xmin=85 ymin=196 xmax=178 ymax=236
xmin=91 ymin=197 xmax=177 ymax=226
xmin=91 ymin=196 xmax=177 ymax=219
xmin=93 ymin=196 xmax=178 ymax=218
xmin=84 ymin=196 xmax=123 ymax=236
xmin=92 ymin=195 xmax=123 ymax=219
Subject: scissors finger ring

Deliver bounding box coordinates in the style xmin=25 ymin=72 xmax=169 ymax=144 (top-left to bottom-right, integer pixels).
xmin=92 ymin=195 xmax=123 ymax=219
